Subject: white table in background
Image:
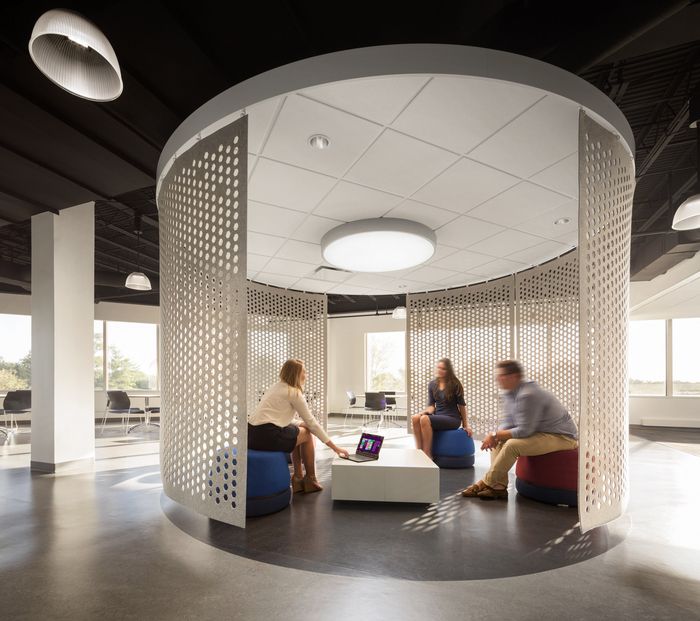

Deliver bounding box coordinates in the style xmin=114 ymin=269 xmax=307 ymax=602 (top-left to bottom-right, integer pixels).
xmin=331 ymin=448 xmax=439 ymax=504
xmin=126 ymin=393 xmax=161 ymax=433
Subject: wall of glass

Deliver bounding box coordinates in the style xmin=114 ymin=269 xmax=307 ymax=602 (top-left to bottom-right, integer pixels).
xmin=94 ymin=320 xmax=159 ymax=391
xmin=629 ymin=320 xmax=666 ymax=396
xmin=0 ymin=313 xmax=31 ymax=391
xmin=629 ymin=318 xmax=700 ymax=398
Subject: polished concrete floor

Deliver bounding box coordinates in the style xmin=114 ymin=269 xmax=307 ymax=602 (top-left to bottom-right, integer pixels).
xmin=1 ymin=420 xmax=699 ymax=620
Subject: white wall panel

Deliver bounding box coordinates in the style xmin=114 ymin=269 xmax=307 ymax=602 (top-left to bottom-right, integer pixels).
xmin=247 ymin=281 xmax=327 ymax=427
xmin=407 ymin=277 xmax=514 ymax=435
xmin=578 ymin=112 xmax=635 ymax=533
xmin=158 ymin=116 xmax=248 ymax=527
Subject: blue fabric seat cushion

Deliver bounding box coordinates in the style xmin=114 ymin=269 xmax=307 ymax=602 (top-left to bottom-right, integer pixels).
xmin=247 ymin=449 xmax=291 ymax=498
xmin=515 ymin=477 xmax=577 ymax=507
xmin=432 ymin=428 xmax=475 ymax=457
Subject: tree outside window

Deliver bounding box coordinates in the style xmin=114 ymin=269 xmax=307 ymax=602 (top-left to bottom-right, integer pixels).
xmin=0 ymin=314 xmax=31 ymax=391
xmin=366 ymin=331 xmax=405 ymax=392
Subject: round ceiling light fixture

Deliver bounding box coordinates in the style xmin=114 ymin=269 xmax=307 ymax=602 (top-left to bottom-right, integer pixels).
xmin=309 ymin=134 xmax=330 ymax=149
xmin=321 ymin=218 xmax=436 ymax=273
xmin=554 ymin=217 xmax=571 ymax=226
xmin=28 ymin=9 xmax=123 ymax=102
xmin=392 ymin=306 xmax=407 ymax=320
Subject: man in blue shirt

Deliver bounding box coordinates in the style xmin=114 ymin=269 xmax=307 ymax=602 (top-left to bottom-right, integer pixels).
xmin=461 ymin=360 xmax=578 ymax=500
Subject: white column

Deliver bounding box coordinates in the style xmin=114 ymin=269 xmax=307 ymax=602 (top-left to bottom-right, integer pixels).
xmin=31 ymin=202 xmax=95 ymax=473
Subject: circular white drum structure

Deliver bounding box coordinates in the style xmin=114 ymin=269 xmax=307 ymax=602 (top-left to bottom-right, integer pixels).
xmin=156 ymin=45 xmax=635 ymax=532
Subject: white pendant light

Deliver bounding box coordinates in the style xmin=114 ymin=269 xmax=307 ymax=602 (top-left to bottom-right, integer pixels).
xmin=321 ymin=218 xmax=436 ymax=273
xmin=28 ymin=9 xmax=123 ymax=102
xmin=392 ymin=306 xmax=407 ymax=320
xmin=125 ymin=214 xmax=152 ymax=291
xmin=672 ymin=195 xmax=700 ymax=231
xmin=672 ymin=88 xmax=700 ymax=231
xmin=125 ymin=272 xmax=152 ymax=291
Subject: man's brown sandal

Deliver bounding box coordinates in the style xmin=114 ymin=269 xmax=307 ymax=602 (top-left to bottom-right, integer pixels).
xmin=460 ymin=482 xmax=485 ymax=497
xmin=477 ymin=486 xmax=508 ymax=500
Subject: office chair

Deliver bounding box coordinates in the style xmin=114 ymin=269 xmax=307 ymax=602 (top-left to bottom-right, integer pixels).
xmin=0 ymin=390 xmax=31 ymax=438
xmin=364 ymin=392 xmax=387 ymax=429
xmin=100 ymin=391 xmax=146 ymax=435
xmin=343 ymin=390 xmax=365 ymax=428
xmin=380 ymin=390 xmax=401 ymax=427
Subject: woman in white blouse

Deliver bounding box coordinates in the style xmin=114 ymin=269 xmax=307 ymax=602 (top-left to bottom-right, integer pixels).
xmin=248 ymin=359 xmax=348 ymax=493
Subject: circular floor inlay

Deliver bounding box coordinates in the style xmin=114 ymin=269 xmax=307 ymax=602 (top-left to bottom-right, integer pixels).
xmin=162 ymin=457 xmax=626 ymax=581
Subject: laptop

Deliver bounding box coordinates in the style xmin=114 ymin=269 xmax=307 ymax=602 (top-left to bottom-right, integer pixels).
xmin=343 ymin=432 xmax=384 ymax=462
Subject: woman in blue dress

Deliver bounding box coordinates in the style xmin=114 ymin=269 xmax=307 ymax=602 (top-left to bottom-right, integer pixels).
xmin=411 ymin=358 xmax=472 ymax=459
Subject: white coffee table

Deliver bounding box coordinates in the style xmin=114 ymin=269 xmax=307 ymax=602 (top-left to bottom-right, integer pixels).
xmin=331 ymin=448 xmax=439 ymax=504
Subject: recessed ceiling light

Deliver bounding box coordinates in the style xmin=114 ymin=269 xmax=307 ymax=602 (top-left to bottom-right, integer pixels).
xmin=321 ymin=218 xmax=436 ymax=273
xmin=554 ymin=217 xmax=571 ymax=226
xmin=308 ymin=134 xmax=330 ymax=150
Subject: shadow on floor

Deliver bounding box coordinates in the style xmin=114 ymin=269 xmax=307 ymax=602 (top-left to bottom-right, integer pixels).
xmin=162 ymin=457 xmax=626 ymax=581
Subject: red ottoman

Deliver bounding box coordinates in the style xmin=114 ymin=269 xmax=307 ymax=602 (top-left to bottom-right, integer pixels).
xmin=515 ymin=448 xmax=578 ymax=507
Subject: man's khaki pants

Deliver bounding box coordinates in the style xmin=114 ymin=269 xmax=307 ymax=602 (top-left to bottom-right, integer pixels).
xmin=483 ymin=433 xmax=578 ymax=489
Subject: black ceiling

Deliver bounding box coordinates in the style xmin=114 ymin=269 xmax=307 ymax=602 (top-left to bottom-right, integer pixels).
xmin=1 ymin=0 xmax=700 ymax=313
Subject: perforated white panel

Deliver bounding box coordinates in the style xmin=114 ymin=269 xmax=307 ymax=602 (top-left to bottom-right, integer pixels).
xmin=578 ymin=112 xmax=634 ymax=533
xmin=158 ymin=116 xmax=248 ymax=527
xmin=515 ymin=251 xmax=580 ymax=422
xmin=247 ymin=281 xmax=327 ymax=428
xmin=407 ymin=277 xmax=514 ymax=435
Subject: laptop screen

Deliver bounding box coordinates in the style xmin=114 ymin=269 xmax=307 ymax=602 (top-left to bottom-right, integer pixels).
xmin=357 ymin=432 xmax=384 ymax=456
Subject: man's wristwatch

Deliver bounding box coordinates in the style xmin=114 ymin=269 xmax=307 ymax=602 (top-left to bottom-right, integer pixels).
xmin=491 ymin=431 xmax=498 ymax=441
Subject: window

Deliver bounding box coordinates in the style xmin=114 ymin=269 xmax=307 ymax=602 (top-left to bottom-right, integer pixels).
xmin=629 ymin=320 xmax=665 ymax=396
xmin=106 ymin=321 xmax=158 ymax=390
xmin=94 ymin=320 xmax=105 ymax=389
xmin=672 ymin=318 xmax=700 ymax=396
xmin=0 ymin=314 xmax=31 ymax=391
xmin=366 ymin=331 xmax=405 ymax=392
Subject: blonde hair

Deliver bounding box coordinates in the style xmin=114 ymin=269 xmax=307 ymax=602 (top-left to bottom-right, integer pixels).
xmin=280 ymin=359 xmax=305 ymax=392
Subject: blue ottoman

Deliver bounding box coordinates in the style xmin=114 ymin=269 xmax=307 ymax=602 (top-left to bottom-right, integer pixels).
xmin=246 ymin=449 xmax=292 ymax=517
xmin=432 ymin=429 xmax=475 ymax=468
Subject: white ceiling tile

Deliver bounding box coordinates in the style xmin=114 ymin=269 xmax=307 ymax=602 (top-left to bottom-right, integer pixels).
xmin=301 ymin=76 xmax=430 ymax=125
xmin=435 ymin=216 xmax=503 ymax=248
xmin=392 ymin=76 xmax=544 ymax=153
xmin=252 ymin=273 xmax=299 ymax=288
xmin=289 ymin=214 xmax=343 ymax=244
xmin=469 ymin=258 xmax=528 ymax=278
xmin=468 ymin=229 xmax=544 ymax=256
xmin=425 ymin=244 xmax=460 ymax=264
xmin=432 ymin=249 xmax=493 ymax=271
xmin=530 ymin=153 xmax=578 ymax=197
xmin=555 ymin=229 xmax=578 ymax=248
xmin=385 ymin=199 xmax=458 ymax=230
xmin=467 ymin=181 xmax=570 ymax=227
xmin=407 ymin=265 xmax=459 ymax=283
xmin=262 ymin=95 xmax=382 ymax=176
xmin=328 ymin=283 xmax=374 ymax=295
xmin=293 ymin=277 xmax=336 ymax=293
xmin=249 ymin=158 xmax=336 ymax=212
xmin=345 ymin=129 xmax=458 ymax=196
xmin=412 ymin=158 xmax=520 ymax=213
xmin=248 ymin=200 xmax=306 ymax=234
xmin=248 ymin=97 xmax=281 ymax=154
xmin=263 ymin=257 xmax=315 ymax=278
xmin=248 ymin=231 xmax=285 ymax=256
xmin=514 ymin=199 xmax=578 ymax=240
xmin=314 ymin=181 xmax=401 ymax=220
xmin=437 ymin=273 xmax=483 ymax=288
xmin=247 ymin=253 xmax=270 ymax=273
xmin=308 ymin=266 xmax=353 ymax=283
xmin=507 ymin=240 xmax=572 ymax=266
xmin=275 ymin=239 xmax=323 ymax=264
xmin=468 ymin=95 xmax=579 ymax=178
